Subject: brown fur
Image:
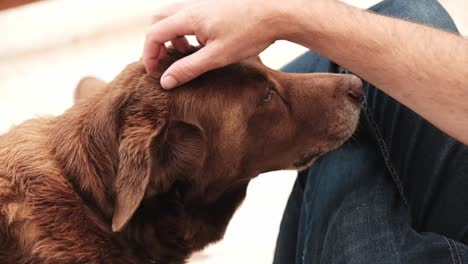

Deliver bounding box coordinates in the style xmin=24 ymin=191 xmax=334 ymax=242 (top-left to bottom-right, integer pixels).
xmin=0 ymin=49 xmax=362 ymax=263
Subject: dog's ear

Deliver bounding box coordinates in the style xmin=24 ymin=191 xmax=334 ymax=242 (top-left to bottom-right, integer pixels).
xmin=74 ymin=76 xmax=107 ymax=103
xmin=156 ymin=120 xmax=207 ymax=188
xmin=112 ymin=122 xmax=166 ymax=232
xmin=111 ymin=73 xmax=170 ymax=232
xmin=111 ymin=120 xmax=206 ymax=232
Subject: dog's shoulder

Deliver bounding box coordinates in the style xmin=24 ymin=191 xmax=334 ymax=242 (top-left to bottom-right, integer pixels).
xmin=0 ymin=117 xmax=87 ymax=262
xmin=0 ymin=117 xmax=62 ymax=183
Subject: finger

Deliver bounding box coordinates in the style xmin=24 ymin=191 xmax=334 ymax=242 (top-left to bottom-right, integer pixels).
xmin=143 ymin=13 xmax=194 ymax=73
xmin=147 ymin=11 xmax=195 ymax=44
xmin=196 ymin=35 xmax=206 ymax=46
xmin=158 ymin=44 xmax=168 ymax=60
xmin=160 ymin=44 xmax=227 ymax=89
xmin=149 ymin=44 xmax=168 ymax=72
xmin=143 ymin=43 xmax=164 ymax=74
xmin=171 ymin=36 xmax=191 ymax=54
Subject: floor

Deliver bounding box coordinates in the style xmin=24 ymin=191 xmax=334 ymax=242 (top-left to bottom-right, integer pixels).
xmin=0 ymin=1 xmax=466 ymax=263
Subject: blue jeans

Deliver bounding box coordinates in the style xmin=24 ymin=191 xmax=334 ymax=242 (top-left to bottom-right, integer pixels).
xmin=273 ymin=0 xmax=468 ymax=263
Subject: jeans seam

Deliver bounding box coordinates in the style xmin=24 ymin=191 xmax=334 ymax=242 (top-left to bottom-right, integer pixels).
xmin=442 ymin=236 xmax=457 ymax=264
xmin=452 ymin=238 xmax=463 ymax=264
xmin=362 ymin=89 xmax=409 ymax=207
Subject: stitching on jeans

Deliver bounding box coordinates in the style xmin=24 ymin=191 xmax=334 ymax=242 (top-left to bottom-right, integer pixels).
xmin=443 ymin=236 xmax=457 ymax=264
xmin=361 ymin=90 xmax=409 ymax=206
xmin=452 ymin=239 xmax=463 ymax=264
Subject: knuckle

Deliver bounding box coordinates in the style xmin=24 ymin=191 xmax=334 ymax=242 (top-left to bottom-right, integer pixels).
xmin=145 ymin=28 xmax=162 ymax=43
xmin=179 ymin=60 xmax=199 ymax=79
xmin=183 ymin=8 xmax=201 ymax=28
xmin=209 ymin=47 xmax=230 ymax=68
xmin=151 ymin=14 xmax=165 ymax=23
xmin=145 ymin=28 xmax=155 ymax=39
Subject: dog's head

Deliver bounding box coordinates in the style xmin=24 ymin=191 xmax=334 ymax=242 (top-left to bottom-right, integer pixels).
xmin=69 ymin=49 xmax=361 ymax=260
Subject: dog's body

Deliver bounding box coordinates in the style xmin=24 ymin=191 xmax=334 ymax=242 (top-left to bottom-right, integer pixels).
xmin=0 ymin=50 xmax=362 ymax=263
xmin=0 ymin=118 xmax=133 ymax=263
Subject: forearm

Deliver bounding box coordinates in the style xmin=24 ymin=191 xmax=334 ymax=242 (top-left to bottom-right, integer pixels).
xmin=284 ymin=1 xmax=468 ymax=144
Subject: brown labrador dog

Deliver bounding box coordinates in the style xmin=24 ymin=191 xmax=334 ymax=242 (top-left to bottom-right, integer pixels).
xmin=0 ymin=49 xmax=362 ymax=263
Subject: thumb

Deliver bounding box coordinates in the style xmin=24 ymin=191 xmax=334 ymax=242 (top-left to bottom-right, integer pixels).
xmin=160 ymin=44 xmax=228 ymax=89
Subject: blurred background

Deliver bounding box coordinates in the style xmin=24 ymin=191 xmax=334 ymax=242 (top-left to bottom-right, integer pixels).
xmin=0 ymin=0 xmax=466 ymax=263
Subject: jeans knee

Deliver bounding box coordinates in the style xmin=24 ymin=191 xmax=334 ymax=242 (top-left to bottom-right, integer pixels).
xmin=371 ymin=0 xmax=459 ymax=33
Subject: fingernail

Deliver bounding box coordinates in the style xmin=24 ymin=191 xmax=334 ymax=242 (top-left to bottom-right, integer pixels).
xmin=161 ymin=75 xmax=178 ymax=89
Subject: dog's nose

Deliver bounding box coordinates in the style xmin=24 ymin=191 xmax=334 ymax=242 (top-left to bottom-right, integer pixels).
xmin=345 ymin=74 xmax=363 ymax=100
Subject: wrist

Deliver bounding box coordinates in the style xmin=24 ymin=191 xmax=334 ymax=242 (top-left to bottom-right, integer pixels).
xmin=276 ymin=1 xmax=345 ymax=45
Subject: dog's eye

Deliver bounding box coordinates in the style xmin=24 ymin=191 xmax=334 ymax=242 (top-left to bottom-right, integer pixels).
xmin=263 ymin=88 xmax=276 ymax=102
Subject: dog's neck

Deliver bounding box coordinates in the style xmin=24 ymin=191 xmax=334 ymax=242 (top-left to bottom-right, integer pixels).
xmin=48 ymin=92 xmax=122 ymax=219
xmin=123 ymin=173 xmax=251 ymax=263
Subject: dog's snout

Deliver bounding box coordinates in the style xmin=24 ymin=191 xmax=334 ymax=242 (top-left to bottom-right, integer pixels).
xmin=344 ymin=74 xmax=363 ymax=101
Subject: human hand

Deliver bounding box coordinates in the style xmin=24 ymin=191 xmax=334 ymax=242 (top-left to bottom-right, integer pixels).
xmin=143 ymin=0 xmax=295 ymax=89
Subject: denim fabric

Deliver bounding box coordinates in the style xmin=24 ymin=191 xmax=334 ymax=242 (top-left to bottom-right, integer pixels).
xmin=273 ymin=0 xmax=468 ymax=263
